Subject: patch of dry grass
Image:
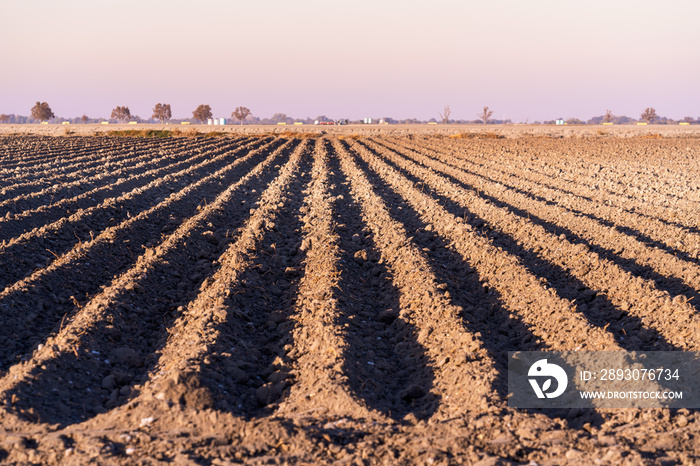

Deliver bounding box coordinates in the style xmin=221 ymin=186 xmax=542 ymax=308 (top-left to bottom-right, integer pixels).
xmin=449 ymin=132 xmax=504 ymax=140
xmin=276 ymin=131 xmax=321 ymax=139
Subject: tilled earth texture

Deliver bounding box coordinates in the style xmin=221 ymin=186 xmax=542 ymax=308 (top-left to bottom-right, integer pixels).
xmin=1 ymin=132 xmax=699 ymax=465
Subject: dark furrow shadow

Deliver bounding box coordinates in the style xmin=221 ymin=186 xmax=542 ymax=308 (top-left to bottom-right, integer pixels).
xmin=381 ymin=140 xmax=700 ymax=317
xmin=1 ymin=140 xmax=299 ymax=426
xmin=189 ymin=146 xmax=313 ymax=419
xmin=438 ymin=139 xmax=700 ymax=240
xmin=341 ymin=142 xmax=549 ymax=396
xmin=398 ymin=138 xmax=700 ymax=257
xmin=0 ymin=136 xmax=226 ymax=206
xmin=0 ymin=139 xmax=291 ymax=379
xmin=343 ymin=142 xmax=603 ymax=426
xmin=328 ymin=145 xmax=438 ymax=421
xmin=357 ymin=140 xmax=680 ymax=353
xmin=517 ymin=148 xmax=700 ymax=219
xmin=0 ymin=135 xmax=158 ymax=170
xmin=0 ymin=138 xmax=179 ymax=191
xmin=0 ymin=137 xmax=265 ymax=249
xmin=0 ymin=137 xmax=230 ymax=220
xmin=0 ymin=138 xmax=272 ymax=293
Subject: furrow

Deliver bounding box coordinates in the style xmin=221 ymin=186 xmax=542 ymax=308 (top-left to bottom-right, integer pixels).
xmin=345 ymin=139 xmax=621 ymax=354
xmin=0 ymin=139 xmax=167 ymax=190
xmin=0 ymin=137 xmax=251 ymax=241
xmin=465 ymin=137 xmax=700 ymax=242
xmin=449 ymin=136 xmax=700 ymax=206
xmin=0 ymin=137 xmax=287 ymax=374
xmin=409 ymin=136 xmax=700 ymax=242
xmin=0 ymin=138 xmax=300 ymax=427
xmin=1 ymin=135 xmax=193 ymax=180
xmin=0 ymin=137 xmax=148 ymax=171
xmin=137 ymin=139 xmax=311 ymax=419
xmin=274 ymin=139 xmax=375 ymax=419
xmin=0 ymin=136 xmax=237 ymax=215
xmin=358 ymin=138 xmax=700 ymax=351
xmin=333 ymin=138 xmax=502 ymax=420
xmin=426 ymin=137 xmax=700 ymax=226
xmin=378 ymin=137 xmax=700 ymax=316
xmin=347 ymin=141 xmax=679 ymax=413
xmin=0 ymin=136 xmax=222 ymax=198
xmin=0 ymin=137 xmax=268 ymax=290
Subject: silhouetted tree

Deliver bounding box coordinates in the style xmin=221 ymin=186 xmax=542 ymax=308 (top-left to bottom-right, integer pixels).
xmin=81 ymin=114 xmax=89 ymax=124
xmin=439 ymin=105 xmax=451 ymax=124
xmin=232 ymin=106 xmax=251 ymax=125
xmin=604 ymin=110 xmax=614 ymax=123
xmin=193 ymin=104 xmax=212 ymax=124
xmin=111 ymin=106 xmax=131 ymax=122
xmin=152 ymin=103 xmax=172 ymax=123
xmin=479 ymin=106 xmax=494 ymax=124
xmin=31 ymin=102 xmax=54 ymax=122
xmin=641 ymin=107 xmax=657 ymax=123
xmin=0 ymin=114 xmax=9 ymax=123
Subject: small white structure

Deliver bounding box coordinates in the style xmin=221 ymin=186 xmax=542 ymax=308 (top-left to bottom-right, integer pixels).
xmin=555 ymin=119 xmax=565 ymax=125
xmin=207 ymin=119 xmax=213 ymax=125
xmin=363 ymin=117 xmax=373 ymax=124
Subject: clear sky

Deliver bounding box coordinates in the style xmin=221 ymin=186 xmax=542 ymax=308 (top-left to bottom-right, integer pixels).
xmin=1 ymin=0 xmax=698 ymax=122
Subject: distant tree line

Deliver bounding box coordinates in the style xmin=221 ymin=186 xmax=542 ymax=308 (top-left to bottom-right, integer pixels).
xmin=1 ymin=101 xmax=698 ymax=125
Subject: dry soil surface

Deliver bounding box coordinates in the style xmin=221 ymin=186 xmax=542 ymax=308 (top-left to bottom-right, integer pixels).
xmin=1 ymin=131 xmax=699 ymax=465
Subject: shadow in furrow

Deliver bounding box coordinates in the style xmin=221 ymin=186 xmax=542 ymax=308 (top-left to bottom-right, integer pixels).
xmin=0 ymin=137 xmax=178 ymax=194
xmin=328 ymin=145 xmax=437 ymax=421
xmin=0 ymin=138 xmax=267 ymax=277
xmin=190 ymin=148 xmax=313 ymax=419
xmin=341 ymin=142 xmax=549 ymax=399
xmin=0 ymin=136 xmax=160 ymax=173
xmin=1 ymin=141 xmax=299 ymax=426
xmin=0 ymin=139 xmax=284 ymax=373
xmin=362 ymin=142 xmax=680 ymax=353
xmin=405 ymin=140 xmax=700 ymax=308
xmin=343 ymin=143 xmax=610 ymax=426
xmin=0 ymin=137 xmax=228 ymax=232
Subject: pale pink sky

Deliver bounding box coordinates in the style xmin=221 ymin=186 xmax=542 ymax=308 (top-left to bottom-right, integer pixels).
xmin=1 ymin=0 xmax=698 ymax=121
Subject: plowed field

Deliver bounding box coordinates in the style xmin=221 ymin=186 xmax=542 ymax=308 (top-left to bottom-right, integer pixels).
xmin=1 ymin=133 xmax=699 ymax=465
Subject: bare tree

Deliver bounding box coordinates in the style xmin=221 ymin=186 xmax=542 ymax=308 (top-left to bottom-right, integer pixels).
xmin=232 ymin=106 xmax=251 ymax=125
xmin=31 ymin=102 xmax=54 ymax=122
xmin=479 ymin=106 xmax=494 ymax=124
xmin=641 ymin=107 xmax=657 ymax=124
xmin=603 ymin=110 xmax=614 ymax=123
xmin=193 ymin=104 xmax=212 ymax=124
xmin=111 ymin=106 xmax=131 ymax=122
xmin=439 ymin=105 xmax=451 ymax=124
xmin=152 ymin=103 xmax=172 ymax=123
xmin=81 ymin=114 xmax=89 ymax=124
xmin=0 ymin=114 xmax=9 ymax=124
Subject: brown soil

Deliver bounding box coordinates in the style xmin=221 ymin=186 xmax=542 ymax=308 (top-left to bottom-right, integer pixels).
xmin=1 ymin=133 xmax=699 ymax=465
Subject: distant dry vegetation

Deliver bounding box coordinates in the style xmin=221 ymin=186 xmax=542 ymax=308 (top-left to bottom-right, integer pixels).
xmin=152 ymin=103 xmax=172 ymax=124
xmin=449 ymin=131 xmax=504 ymax=139
xmin=30 ymin=102 xmax=54 ymax=122
xmin=110 ymin=106 xmax=131 ymax=123
xmin=192 ymin=104 xmax=212 ymax=124
xmin=2 ymin=100 xmax=697 ymax=126
xmin=104 ymin=128 xmax=229 ymax=138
